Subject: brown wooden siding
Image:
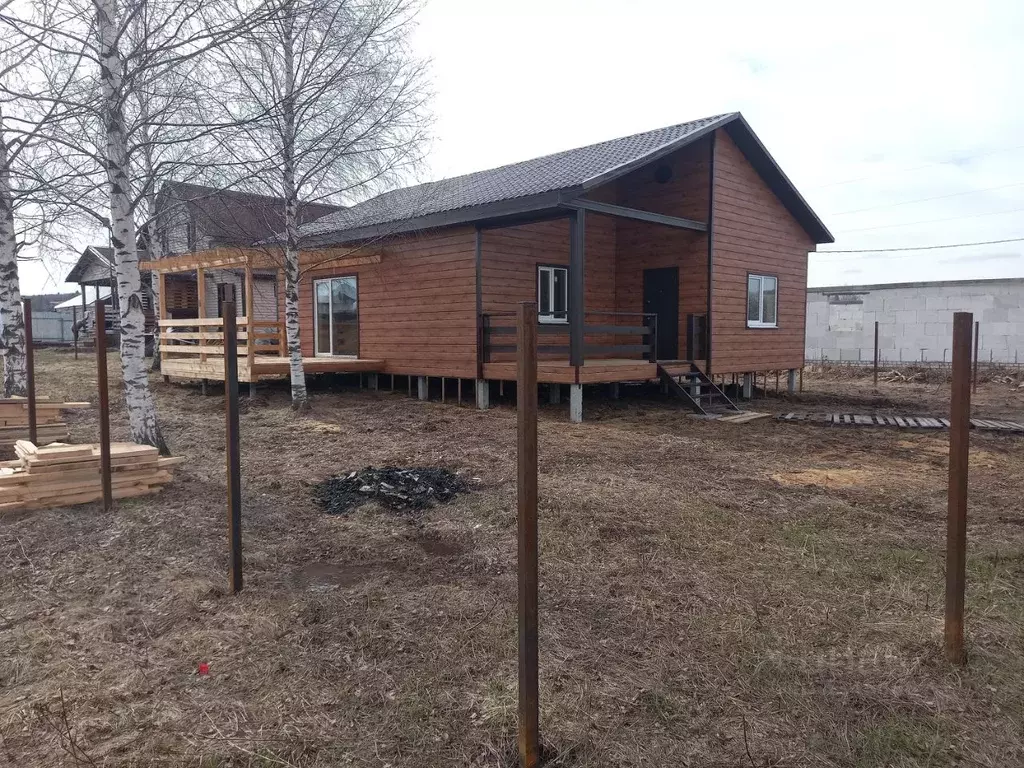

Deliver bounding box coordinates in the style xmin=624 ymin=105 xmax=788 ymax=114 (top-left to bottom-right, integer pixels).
xmin=295 ymin=227 xmax=478 ymax=377
xmin=711 ymin=129 xmax=815 ymax=373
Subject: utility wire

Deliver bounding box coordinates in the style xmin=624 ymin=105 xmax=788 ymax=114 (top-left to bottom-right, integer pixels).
xmin=816 ymin=237 xmax=1024 ymax=255
xmin=808 ymin=143 xmax=1024 ymax=190
xmin=837 ymin=206 xmax=1024 ymax=234
xmin=830 ymin=181 xmax=1024 ymax=216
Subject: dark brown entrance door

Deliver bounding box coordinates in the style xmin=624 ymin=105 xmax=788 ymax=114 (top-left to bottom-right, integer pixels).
xmin=643 ymin=267 xmax=679 ymax=360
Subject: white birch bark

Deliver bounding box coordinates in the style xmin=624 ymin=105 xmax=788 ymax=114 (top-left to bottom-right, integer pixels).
xmin=281 ymin=6 xmax=307 ymax=408
xmin=0 ymin=121 xmax=26 ymax=397
xmin=97 ymin=0 xmax=168 ymax=452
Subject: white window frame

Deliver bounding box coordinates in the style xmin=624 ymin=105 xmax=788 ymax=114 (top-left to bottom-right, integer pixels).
xmin=313 ymin=276 xmax=359 ymax=357
xmin=537 ymin=265 xmax=569 ymax=324
xmin=747 ymin=274 xmax=778 ymax=329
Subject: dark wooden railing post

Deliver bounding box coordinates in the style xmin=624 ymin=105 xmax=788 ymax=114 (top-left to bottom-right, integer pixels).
xmin=946 ymin=312 xmax=972 ymax=665
xmin=568 ymin=210 xmax=585 ymax=367
xmin=516 ymin=301 xmax=540 ymax=768
xmin=647 ymin=314 xmax=658 ymax=363
xmin=224 ymin=304 xmax=243 ymax=594
xmin=22 ymin=299 xmax=36 ymax=445
xmin=95 ymin=300 xmax=113 ymax=510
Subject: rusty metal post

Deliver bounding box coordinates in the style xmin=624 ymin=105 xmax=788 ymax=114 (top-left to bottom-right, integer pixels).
xmin=946 ymin=312 xmax=972 ymax=666
xmin=94 ymin=301 xmax=113 ymax=510
xmin=516 ymin=301 xmax=540 ymax=768
xmin=22 ymin=299 xmax=36 ymax=445
xmin=224 ymin=304 xmax=243 ymax=594
xmin=873 ymin=321 xmax=880 ymax=390
xmin=972 ymin=321 xmax=980 ymax=394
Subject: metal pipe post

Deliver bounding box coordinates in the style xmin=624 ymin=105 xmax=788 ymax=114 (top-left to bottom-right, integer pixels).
xmin=516 ymin=301 xmax=540 ymax=768
xmin=22 ymin=299 xmax=36 ymax=445
xmin=946 ymin=312 xmax=973 ymax=665
xmin=95 ymin=300 xmax=113 ymax=510
xmin=224 ymin=304 xmax=243 ymax=594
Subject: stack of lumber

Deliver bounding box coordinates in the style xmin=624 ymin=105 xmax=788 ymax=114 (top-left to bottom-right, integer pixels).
xmin=0 ymin=441 xmax=183 ymax=512
xmin=0 ymin=397 xmax=91 ymax=447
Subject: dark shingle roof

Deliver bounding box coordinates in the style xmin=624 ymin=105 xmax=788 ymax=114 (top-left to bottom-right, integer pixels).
xmin=300 ymin=112 xmax=833 ymax=245
xmin=65 ymin=245 xmax=115 ymax=284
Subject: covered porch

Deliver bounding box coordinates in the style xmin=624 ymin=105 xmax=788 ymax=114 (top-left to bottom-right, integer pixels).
xmin=142 ymin=248 xmax=384 ymax=383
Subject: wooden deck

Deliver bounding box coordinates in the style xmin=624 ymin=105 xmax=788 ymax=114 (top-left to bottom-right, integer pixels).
xmin=482 ymin=358 xmax=658 ymax=384
xmin=161 ymin=355 xmax=384 ymax=383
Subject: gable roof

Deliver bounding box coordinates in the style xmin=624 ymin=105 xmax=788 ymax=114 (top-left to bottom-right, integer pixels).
xmin=158 ymin=182 xmax=344 ymax=248
xmin=65 ymin=245 xmax=114 ymax=284
xmin=300 ymin=112 xmax=833 ymax=246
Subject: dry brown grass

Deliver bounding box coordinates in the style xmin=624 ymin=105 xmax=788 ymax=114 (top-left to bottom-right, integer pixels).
xmin=1 ymin=350 xmax=1022 ymax=767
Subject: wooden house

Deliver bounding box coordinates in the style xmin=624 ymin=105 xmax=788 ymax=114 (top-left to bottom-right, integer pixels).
xmin=143 ymin=113 xmax=832 ymax=420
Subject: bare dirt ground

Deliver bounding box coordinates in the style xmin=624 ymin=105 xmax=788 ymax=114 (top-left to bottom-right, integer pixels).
xmin=1 ymin=352 xmax=1022 ymax=767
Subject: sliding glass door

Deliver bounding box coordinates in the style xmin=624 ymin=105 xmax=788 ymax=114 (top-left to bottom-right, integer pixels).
xmin=314 ymin=276 xmax=358 ymax=356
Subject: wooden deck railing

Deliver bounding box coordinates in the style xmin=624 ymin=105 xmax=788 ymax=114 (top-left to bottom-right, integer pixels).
xmin=159 ymin=317 xmax=284 ymax=369
xmin=479 ymin=311 xmax=657 ymax=364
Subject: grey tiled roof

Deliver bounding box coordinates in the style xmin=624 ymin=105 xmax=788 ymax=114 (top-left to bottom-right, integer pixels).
xmin=300 ymin=113 xmax=735 ymax=240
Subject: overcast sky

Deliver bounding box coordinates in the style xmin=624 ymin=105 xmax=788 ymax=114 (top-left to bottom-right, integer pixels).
xmin=24 ymin=0 xmax=1024 ymax=293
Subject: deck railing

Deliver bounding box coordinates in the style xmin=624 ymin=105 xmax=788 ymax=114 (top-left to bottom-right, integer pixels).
xmin=479 ymin=310 xmax=657 ymax=364
xmin=159 ymin=317 xmax=284 ymax=369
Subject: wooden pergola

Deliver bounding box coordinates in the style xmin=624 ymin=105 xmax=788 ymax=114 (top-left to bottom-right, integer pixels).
xmin=141 ymin=247 xmax=383 ymax=383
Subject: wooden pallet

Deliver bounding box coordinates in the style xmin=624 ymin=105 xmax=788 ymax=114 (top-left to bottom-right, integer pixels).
xmin=0 ymin=441 xmax=183 ymax=512
xmin=778 ymin=413 xmax=1024 ymax=433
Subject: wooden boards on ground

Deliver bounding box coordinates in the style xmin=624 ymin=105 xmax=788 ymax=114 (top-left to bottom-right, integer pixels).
xmin=778 ymin=412 xmax=1024 ymax=434
xmin=0 ymin=441 xmax=182 ymax=512
xmin=0 ymin=398 xmax=91 ymax=448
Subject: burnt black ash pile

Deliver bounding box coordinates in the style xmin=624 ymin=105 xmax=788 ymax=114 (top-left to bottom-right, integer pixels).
xmin=311 ymin=466 xmax=469 ymax=516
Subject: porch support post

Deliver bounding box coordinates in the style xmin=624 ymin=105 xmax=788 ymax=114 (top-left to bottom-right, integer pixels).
xmin=196 ymin=267 xmax=206 ymax=363
xmin=787 ymin=368 xmax=797 ymax=394
xmin=244 ymin=265 xmax=256 ymax=384
xmin=568 ymin=209 xmax=585 ymax=368
xmin=475 ymin=379 xmax=490 ymax=410
xmin=742 ymin=373 xmax=753 ymax=399
xmin=569 ymin=384 xmax=583 ymax=423
xmin=418 ymin=376 xmax=428 ymax=400
xmin=548 ymin=384 xmax=560 ymax=405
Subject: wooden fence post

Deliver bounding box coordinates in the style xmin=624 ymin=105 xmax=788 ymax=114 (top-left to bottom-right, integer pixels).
xmin=516 ymin=301 xmax=540 ymax=768
xmin=95 ymin=300 xmax=113 ymax=510
xmin=945 ymin=312 xmax=972 ymax=665
xmin=224 ymin=304 xmax=243 ymax=594
xmin=22 ymin=299 xmax=36 ymax=446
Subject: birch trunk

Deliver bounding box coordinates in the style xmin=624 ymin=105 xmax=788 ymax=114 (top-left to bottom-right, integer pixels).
xmin=281 ymin=7 xmax=307 ymax=409
xmin=97 ymin=0 xmax=168 ymax=453
xmin=0 ymin=123 xmax=25 ymax=397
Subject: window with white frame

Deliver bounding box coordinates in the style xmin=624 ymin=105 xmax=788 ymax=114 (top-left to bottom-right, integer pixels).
xmin=747 ymin=274 xmax=778 ymax=328
xmin=537 ymin=265 xmax=568 ymax=323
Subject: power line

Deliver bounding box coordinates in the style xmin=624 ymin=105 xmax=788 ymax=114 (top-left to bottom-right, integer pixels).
xmin=808 ymin=143 xmax=1024 ymax=191
xmin=816 ymin=237 xmax=1024 ymax=255
xmin=830 ymin=181 xmax=1024 ymax=216
xmin=837 ymin=206 xmax=1024 ymax=234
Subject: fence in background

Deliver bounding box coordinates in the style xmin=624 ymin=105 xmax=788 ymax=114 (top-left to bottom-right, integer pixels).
xmin=25 ymin=311 xmax=76 ymax=344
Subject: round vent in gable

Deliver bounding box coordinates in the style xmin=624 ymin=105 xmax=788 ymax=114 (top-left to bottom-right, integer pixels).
xmin=654 ymin=164 xmax=673 ymax=184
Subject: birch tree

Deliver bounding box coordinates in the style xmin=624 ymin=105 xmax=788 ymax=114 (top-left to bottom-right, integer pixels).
xmin=1 ymin=0 xmax=276 ymax=450
xmin=0 ymin=32 xmax=88 ymax=397
xmin=217 ymin=0 xmax=429 ymax=408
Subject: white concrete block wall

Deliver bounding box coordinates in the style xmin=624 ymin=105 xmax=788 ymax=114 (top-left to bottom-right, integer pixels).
xmin=806 ymin=279 xmax=1024 ymax=364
